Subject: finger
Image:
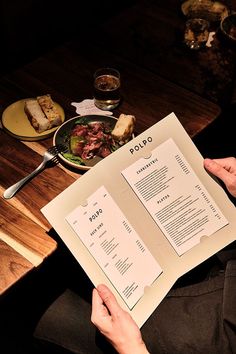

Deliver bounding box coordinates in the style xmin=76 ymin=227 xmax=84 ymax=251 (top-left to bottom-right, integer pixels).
xmin=97 ymin=284 xmax=122 ymax=317
xmin=204 ymin=158 xmax=231 ymax=181
xmin=204 ymin=158 xmax=236 ymax=198
xmin=92 ymin=288 xmax=103 ymax=309
xmin=205 ymin=157 xmax=236 ymax=172
xmin=91 ymin=288 xmax=109 ymax=325
xmin=212 ymin=157 xmax=236 ymax=174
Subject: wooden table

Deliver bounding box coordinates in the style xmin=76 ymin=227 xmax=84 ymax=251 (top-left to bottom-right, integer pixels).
xmin=0 ymin=33 xmax=220 ymax=295
xmin=94 ymin=0 xmax=236 ymax=106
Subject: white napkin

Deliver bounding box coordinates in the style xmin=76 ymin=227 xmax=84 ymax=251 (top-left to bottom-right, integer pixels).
xmin=206 ymin=31 xmax=215 ymax=47
xmin=71 ymin=99 xmax=113 ymax=116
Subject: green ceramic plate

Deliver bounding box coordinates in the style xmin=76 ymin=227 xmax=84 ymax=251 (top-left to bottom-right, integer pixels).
xmin=53 ymin=115 xmax=119 ymax=171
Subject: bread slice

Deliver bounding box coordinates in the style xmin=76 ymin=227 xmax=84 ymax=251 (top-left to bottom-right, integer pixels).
xmin=24 ymin=99 xmax=51 ymax=133
xmin=111 ymin=114 xmax=135 ymax=143
xmin=37 ymin=94 xmax=62 ymax=128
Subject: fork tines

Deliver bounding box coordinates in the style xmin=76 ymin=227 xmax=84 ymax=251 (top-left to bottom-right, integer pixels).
xmin=55 ymin=144 xmax=67 ymax=153
xmin=49 ymin=144 xmax=67 ymax=155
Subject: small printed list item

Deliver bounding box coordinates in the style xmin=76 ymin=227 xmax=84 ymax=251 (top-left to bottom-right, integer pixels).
xmin=122 ymin=138 xmax=228 ymax=256
xmin=66 ymin=186 xmax=162 ymax=309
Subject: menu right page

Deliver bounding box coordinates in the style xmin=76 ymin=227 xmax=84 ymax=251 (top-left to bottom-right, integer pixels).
xmin=121 ymin=138 xmax=228 ymax=256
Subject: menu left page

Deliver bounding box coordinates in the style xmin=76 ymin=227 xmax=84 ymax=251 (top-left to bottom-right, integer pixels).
xmin=66 ymin=185 xmax=162 ymax=309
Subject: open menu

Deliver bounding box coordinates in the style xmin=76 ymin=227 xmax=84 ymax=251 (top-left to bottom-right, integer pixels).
xmin=41 ymin=112 xmax=236 ymax=327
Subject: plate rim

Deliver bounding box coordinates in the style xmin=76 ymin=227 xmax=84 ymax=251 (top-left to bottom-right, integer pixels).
xmin=220 ymin=13 xmax=236 ymax=41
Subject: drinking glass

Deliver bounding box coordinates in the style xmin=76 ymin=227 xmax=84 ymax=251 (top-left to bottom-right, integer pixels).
xmin=184 ymin=18 xmax=210 ymax=50
xmin=93 ymin=67 xmax=121 ymax=110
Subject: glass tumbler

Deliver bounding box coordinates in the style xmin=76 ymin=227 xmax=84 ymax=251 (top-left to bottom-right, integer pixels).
xmin=93 ymin=67 xmax=121 ymax=110
xmin=184 ymin=18 xmax=210 ymax=50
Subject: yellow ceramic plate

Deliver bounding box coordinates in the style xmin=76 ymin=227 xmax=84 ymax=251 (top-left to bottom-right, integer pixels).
xmin=1 ymin=98 xmax=65 ymax=141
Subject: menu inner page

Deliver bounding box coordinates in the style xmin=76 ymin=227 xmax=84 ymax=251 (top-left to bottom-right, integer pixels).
xmin=122 ymin=138 xmax=228 ymax=256
xmin=66 ymin=186 xmax=162 ymax=309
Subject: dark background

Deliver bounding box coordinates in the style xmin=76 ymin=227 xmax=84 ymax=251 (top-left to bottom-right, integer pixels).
xmin=0 ymin=0 xmax=136 ymax=74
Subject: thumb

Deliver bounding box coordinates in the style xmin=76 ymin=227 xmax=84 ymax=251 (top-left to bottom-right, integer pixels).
xmin=97 ymin=284 xmax=121 ymax=317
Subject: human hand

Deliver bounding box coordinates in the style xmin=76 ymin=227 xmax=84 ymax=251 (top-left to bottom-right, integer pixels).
xmin=91 ymin=284 xmax=149 ymax=354
xmin=204 ymin=157 xmax=236 ymax=198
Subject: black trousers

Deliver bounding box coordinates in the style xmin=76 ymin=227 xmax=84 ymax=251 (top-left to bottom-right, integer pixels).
xmin=33 ymin=247 xmax=236 ymax=354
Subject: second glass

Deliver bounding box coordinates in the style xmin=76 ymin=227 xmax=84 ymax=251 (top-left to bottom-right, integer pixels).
xmin=184 ymin=18 xmax=210 ymax=50
xmin=93 ymin=67 xmax=121 ymax=110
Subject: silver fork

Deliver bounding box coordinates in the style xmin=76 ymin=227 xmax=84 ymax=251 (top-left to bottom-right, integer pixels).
xmin=3 ymin=144 xmax=66 ymax=200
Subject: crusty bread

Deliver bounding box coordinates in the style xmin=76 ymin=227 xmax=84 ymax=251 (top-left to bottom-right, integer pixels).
xmin=24 ymin=99 xmax=51 ymax=133
xmin=37 ymin=94 xmax=62 ymax=128
xmin=111 ymin=113 xmax=135 ymax=143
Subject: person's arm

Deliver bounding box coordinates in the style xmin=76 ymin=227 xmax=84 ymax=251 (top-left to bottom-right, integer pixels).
xmin=204 ymin=157 xmax=236 ymax=198
xmin=91 ymin=284 xmax=150 ymax=354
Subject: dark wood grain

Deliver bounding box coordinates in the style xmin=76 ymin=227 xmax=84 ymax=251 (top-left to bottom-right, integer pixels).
xmin=0 ymin=240 xmax=33 ymax=294
xmin=1 ymin=39 xmax=220 ymax=138
xmin=0 ymin=198 xmax=57 ymax=258
xmin=0 ymin=131 xmax=76 ymax=229
xmin=92 ymin=0 xmax=236 ymax=106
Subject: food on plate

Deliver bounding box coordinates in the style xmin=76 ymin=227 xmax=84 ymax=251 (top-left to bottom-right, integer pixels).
xmin=37 ymin=94 xmax=62 ymax=128
xmin=61 ymin=114 xmax=135 ymax=166
xmin=111 ymin=113 xmax=136 ymax=143
xmin=24 ymin=94 xmax=62 ymax=133
xmin=68 ymin=121 xmax=117 ymax=161
xmin=24 ymin=99 xmax=51 ymax=133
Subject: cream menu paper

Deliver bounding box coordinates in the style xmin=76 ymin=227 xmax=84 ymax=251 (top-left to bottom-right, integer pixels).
xmin=41 ymin=112 xmax=236 ymax=328
xmin=66 ymin=185 xmax=162 ymax=309
xmin=121 ymin=138 xmax=228 ymax=256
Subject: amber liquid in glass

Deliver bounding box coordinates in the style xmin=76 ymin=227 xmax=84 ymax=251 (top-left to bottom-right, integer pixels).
xmin=94 ymin=74 xmax=120 ymax=110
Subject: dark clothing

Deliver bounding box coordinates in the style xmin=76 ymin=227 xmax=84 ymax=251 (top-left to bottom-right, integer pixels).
xmin=34 ymin=288 xmax=114 ymax=354
xmin=142 ymin=257 xmax=236 ymax=354
xmin=33 ymin=247 xmax=236 ymax=354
